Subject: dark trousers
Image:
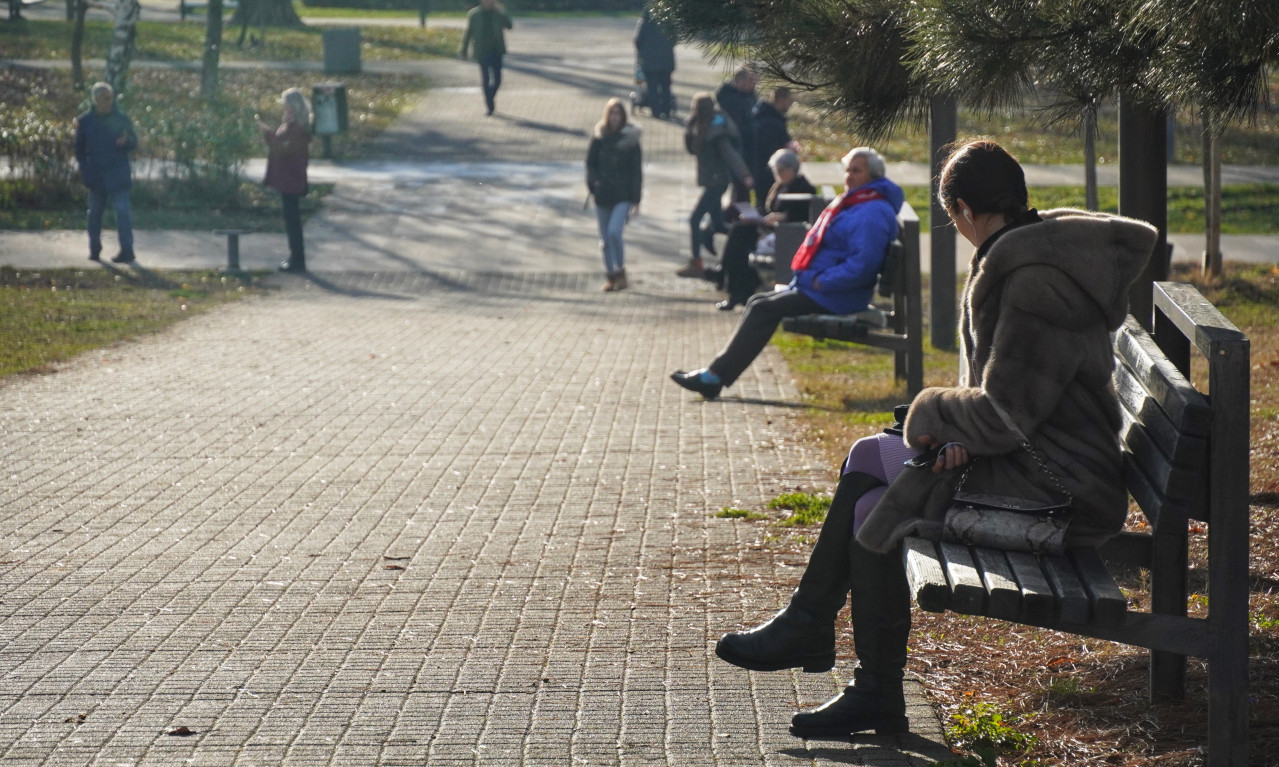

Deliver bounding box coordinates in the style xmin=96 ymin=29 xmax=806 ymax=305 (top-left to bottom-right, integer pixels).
xmin=282 ymin=192 xmax=305 ymax=268
xmin=478 ymin=53 xmax=503 ymax=112
xmin=709 ymin=288 xmax=822 ymax=386
xmin=722 ymin=222 xmax=762 ymax=303
xmin=689 ymin=182 xmax=727 ymax=260
xmin=646 ymin=69 xmax=672 ymax=117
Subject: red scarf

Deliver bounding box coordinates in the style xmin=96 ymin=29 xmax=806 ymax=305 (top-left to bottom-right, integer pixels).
xmin=790 ymin=187 xmax=886 ymax=272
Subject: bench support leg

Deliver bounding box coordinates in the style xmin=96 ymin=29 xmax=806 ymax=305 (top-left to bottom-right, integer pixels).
xmin=224 ymin=233 xmax=241 ymax=273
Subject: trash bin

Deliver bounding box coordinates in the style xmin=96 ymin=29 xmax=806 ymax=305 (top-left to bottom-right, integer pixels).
xmin=312 ymin=83 xmax=349 ymax=136
xmin=322 ymin=27 xmax=361 ymax=74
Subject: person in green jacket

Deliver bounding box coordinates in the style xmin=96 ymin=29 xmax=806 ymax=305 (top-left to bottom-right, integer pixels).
xmin=459 ymin=0 xmax=513 ymax=116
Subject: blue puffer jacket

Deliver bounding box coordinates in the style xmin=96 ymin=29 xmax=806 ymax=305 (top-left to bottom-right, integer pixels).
xmin=75 ymin=107 xmax=138 ymax=194
xmin=791 ymin=175 xmax=903 ymax=315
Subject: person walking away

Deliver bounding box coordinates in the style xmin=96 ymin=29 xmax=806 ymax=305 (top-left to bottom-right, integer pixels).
xmin=586 ymin=98 xmax=643 ymax=291
xmin=459 ymin=0 xmax=513 ymax=116
xmin=670 ymin=147 xmax=899 ymax=397
xmin=679 ymin=92 xmax=751 ymax=279
xmin=255 ymin=88 xmax=312 ymax=274
xmin=715 ymin=148 xmax=815 ymax=310
xmin=750 ymin=86 xmax=799 ymax=214
xmin=75 ymin=82 xmax=139 ymax=264
xmin=715 ymin=66 xmax=758 ymax=207
xmin=712 ymin=139 xmax=1157 ymax=740
xmin=634 ymin=8 xmax=676 ymax=119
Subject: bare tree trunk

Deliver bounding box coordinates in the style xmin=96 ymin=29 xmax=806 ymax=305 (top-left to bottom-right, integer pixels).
xmin=201 ymin=0 xmax=224 ymax=99
xmin=1084 ymin=106 xmax=1098 ymax=211
xmin=70 ymin=0 xmax=89 ymax=90
xmin=1202 ymin=116 xmax=1223 ymax=278
xmin=104 ymin=0 xmax=141 ymax=95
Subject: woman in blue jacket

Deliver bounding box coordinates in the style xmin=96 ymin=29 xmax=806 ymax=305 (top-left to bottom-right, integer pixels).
xmin=670 ymin=147 xmax=902 ymax=399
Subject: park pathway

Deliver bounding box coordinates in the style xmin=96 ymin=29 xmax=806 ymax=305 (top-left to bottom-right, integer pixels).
xmin=0 ymin=15 xmax=953 ymax=767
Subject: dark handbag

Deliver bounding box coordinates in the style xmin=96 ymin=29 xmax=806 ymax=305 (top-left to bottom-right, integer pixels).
xmin=941 ymin=399 xmax=1073 ymax=555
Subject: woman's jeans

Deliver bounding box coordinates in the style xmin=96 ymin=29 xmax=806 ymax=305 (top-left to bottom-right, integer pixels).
xmin=689 ymin=183 xmax=727 ymax=260
xmin=87 ymin=189 xmax=133 ymax=255
xmin=282 ymin=192 xmax=305 ymax=267
xmin=595 ymin=202 xmax=630 ymax=274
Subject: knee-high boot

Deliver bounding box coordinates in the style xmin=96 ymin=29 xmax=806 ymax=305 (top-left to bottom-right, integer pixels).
xmin=789 ymin=537 xmax=911 ymax=737
xmin=715 ymin=472 xmax=885 ymax=673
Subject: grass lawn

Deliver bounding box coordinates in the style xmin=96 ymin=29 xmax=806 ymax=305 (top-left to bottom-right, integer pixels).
xmin=0 ymin=267 xmax=265 ymax=378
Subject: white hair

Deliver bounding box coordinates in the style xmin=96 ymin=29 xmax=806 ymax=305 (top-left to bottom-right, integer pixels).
xmin=282 ymin=88 xmax=311 ymax=132
xmin=841 ymin=146 xmax=886 ymax=179
xmin=768 ymin=148 xmax=800 ymax=173
xmin=91 ymin=82 xmax=114 ymax=99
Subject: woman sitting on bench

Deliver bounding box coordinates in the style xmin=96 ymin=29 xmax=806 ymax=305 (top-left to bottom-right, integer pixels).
xmin=712 ymin=148 xmax=816 ymax=310
xmin=713 ymin=138 xmax=1158 ymax=740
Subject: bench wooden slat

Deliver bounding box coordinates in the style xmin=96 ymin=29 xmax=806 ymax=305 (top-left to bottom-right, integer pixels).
xmin=939 ymin=541 xmax=986 ymax=615
xmin=1116 ymin=365 xmax=1208 ymax=468
xmin=1005 ymin=551 xmax=1056 ymax=623
xmin=1070 ymin=548 xmax=1128 ymax=626
xmin=1042 ymin=554 xmax=1091 ymax=624
xmin=903 ymin=537 xmax=949 ymax=612
xmin=1123 ymin=450 xmax=1192 ymax=528
xmin=1119 ymin=407 xmax=1207 ymax=514
xmin=972 ymin=547 xmax=1021 ymax=620
xmin=1115 ymin=318 xmax=1211 ymax=437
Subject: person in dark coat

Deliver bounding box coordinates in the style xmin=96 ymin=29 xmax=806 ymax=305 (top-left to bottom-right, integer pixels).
xmin=255 ymin=88 xmax=312 ymax=273
xmin=749 ymin=86 xmax=798 ymax=213
xmin=672 ymin=146 xmax=901 ymax=397
xmin=634 ymin=9 xmax=676 ymax=119
xmin=712 ymin=139 xmax=1157 ymax=742
xmin=715 ymin=66 xmax=758 ymax=206
xmin=714 ymin=148 xmax=815 ymax=310
xmin=586 ymin=98 xmax=643 ymax=292
xmin=75 ymin=82 xmax=139 ymax=264
xmin=459 ymin=0 xmax=513 ymax=116
xmin=678 ymin=92 xmax=752 ymax=279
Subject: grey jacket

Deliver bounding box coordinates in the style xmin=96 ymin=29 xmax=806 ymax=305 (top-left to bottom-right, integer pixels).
xmin=684 ymin=111 xmax=748 ymax=190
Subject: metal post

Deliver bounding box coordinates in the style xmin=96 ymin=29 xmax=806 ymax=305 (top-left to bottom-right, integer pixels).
xmin=1118 ymin=96 xmax=1169 ymax=329
xmin=929 ymin=95 xmax=958 ymax=351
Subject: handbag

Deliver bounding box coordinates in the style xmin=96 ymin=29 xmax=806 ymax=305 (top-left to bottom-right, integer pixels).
xmin=941 ymin=398 xmax=1073 ymax=555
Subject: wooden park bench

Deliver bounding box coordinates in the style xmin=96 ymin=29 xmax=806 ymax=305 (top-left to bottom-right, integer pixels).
xmin=902 ymin=281 xmax=1250 ymax=766
xmin=778 ymin=201 xmax=925 ymax=396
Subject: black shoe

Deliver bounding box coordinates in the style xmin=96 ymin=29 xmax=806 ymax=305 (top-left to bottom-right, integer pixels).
xmin=278 ymin=260 xmax=306 ymax=273
xmin=716 ymin=606 xmax=835 ymax=672
xmin=700 ymin=265 xmax=724 ymax=289
xmin=670 ymin=369 xmax=722 ymax=399
xmin=110 ymin=249 xmax=135 ymax=264
xmin=789 ymin=670 xmax=908 ymax=739
xmin=89 ymin=252 xmax=101 ymax=262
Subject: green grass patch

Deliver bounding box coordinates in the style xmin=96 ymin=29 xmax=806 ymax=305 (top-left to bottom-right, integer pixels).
xmin=945 ymin=701 xmax=1038 ymax=765
xmin=767 ymin=491 xmax=832 ymax=526
xmin=0 ymin=267 xmax=263 ymax=378
xmin=0 ymin=19 xmax=461 ymax=63
xmin=714 ymin=507 xmax=768 ymax=520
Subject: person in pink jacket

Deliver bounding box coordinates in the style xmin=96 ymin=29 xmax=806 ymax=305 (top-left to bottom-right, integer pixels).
xmin=256 ymin=88 xmax=312 ymax=273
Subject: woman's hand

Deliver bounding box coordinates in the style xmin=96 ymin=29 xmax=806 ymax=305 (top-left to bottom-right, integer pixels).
xmin=917 ymin=435 xmax=970 ymax=473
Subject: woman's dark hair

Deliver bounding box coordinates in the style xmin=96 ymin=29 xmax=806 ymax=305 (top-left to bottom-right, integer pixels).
xmin=938 ymin=139 xmax=1028 ymax=220
xmin=684 ymin=92 xmax=716 ymax=154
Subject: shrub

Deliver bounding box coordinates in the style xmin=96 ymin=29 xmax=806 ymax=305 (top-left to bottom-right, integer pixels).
xmin=141 ymin=96 xmax=257 ymax=207
xmin=0 ymin=103 xmax=79 ymax=205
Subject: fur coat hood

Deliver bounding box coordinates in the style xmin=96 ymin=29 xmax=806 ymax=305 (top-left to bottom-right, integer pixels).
xmin=592 ymin=122 xmax=641 ymax=143
xmin=856 ymin=209 xmax=1157 ymax=552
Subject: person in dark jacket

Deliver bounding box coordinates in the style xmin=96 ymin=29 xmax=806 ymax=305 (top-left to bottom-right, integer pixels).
xmin=712 ymin=139 xmax=1156 ymax=742
xmin=75 ymin=82 xmax=139 ymax=264
xmin=255 ymin=88 xmax=312 ymax=273
xmin=679 ymin=92 xmax=752 ymax=279
xmin=671 ymin=146 xmax=901 ymax=398
xmin=749 ymin=87 xmax=798 ymax=213
xmin=586 ymin=98 xmax=643 ymax=292
xmin=715 ymin=67 xmax=758 ymax=206
xmin=634 ymin=9 xmax=676 ymax=119
xmin=459 ymin=0 xmax=513 ymax=116
xmin=714 ymin=148 xmax=816 ymax=310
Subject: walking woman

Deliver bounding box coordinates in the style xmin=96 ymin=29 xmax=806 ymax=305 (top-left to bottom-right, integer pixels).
xmin=585 ymin=97 xmax=643 ymax=291
xmin=678 ymin=92 xmax=751 ymax=278
xmin=255 ymin=88 xmax=312 ymax=273
xmin=713 ymin=139 xmax=1157 ymax=738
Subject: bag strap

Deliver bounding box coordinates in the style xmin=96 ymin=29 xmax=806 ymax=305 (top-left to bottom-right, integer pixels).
xmin=955 ymin=396 xmax=1073 ymax=503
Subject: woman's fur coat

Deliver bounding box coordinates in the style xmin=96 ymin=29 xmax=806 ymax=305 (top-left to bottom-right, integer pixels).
xmin=857 ymin=209 xmax=1158 ymax=552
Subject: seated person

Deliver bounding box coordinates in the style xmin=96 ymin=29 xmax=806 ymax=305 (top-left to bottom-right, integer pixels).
xmin=714 ymin=149 xmax=816 ymax=311
xmin=671 ymin=147 xmax=903 ymax=399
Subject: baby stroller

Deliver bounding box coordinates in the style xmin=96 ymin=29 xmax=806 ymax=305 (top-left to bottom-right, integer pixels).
xmin=629 ymin=64 xmax=651 ymax=116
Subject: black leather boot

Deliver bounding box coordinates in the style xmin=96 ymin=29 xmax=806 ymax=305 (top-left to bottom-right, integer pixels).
xmin=790 ymin=538 xmax=911 ymax=738
xmin=716 ymin=472 xmax=885 ymax=673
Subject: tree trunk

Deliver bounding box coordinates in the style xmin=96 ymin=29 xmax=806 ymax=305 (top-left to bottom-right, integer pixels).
xmin=1084 ymin=107 xmax=1098 ymax=211
xmin=1118 ymin=96 xmax=1169 ymax=329
xmin=70 ymin=0 xmax=89 ymax=90
xmin=201 ymin=0 xmax=224 ymax=99
xmin=231 ymin=0 xmax=303 ymax=29
xmin=104 ymin=0 xmax=141 ymax=95
xmin=1202 ymin=118 xmax=1223 ymax=278
xmin=929 ymin=95 xmax=958 ymax=351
